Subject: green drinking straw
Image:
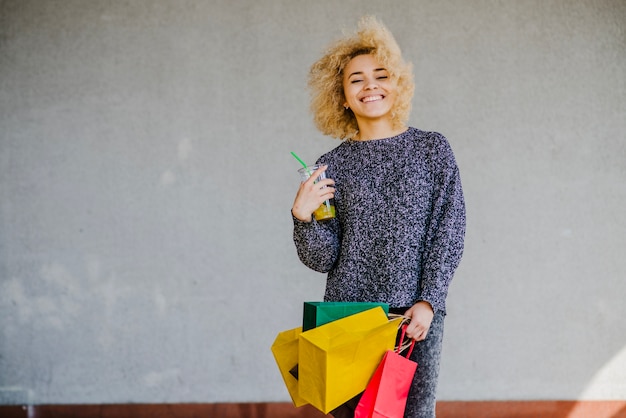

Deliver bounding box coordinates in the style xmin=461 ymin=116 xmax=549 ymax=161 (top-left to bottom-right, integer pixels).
xmin=290 ymin=151 xmax=308 ymax=169
xmin=291 ymin=151 xmax=313 ymax=176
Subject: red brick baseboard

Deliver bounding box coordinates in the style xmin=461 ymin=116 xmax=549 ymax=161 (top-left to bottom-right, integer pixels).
xmin=0 ymin=401 xmax=625 ymax=418
xmin=437 ymin=401 xmax=626 ymax=417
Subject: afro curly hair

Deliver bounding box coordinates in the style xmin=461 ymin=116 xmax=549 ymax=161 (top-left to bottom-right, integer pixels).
xmin=308 ymin=16 xmax=415 ymax=140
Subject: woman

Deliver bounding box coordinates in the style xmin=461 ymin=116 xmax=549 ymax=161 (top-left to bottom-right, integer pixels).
xmin=291 ymin=16 xmax=465 ymax=418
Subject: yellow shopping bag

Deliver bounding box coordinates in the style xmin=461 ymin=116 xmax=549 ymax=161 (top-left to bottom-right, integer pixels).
xmin=271 ymin=327 xmax=308 ymax=407
xmin=298 ymin=307 xmax=402 ymax=414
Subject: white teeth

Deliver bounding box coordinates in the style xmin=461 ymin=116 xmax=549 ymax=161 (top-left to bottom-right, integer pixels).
xmin=362 ymin=95 xmax=383 ymax=103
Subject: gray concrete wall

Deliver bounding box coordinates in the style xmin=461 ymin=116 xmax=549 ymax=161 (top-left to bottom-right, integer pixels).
xmin=1 ymin=0 xmax=624 ymax=405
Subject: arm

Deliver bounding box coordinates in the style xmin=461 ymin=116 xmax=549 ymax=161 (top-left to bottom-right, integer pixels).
xmin=293 ymin=215 xmax=341 ymax=273
xmin=405 ymin=135 xmax=465 ymax=340
xmin=419 ymin=135 xmax=466 ymax=315
xmin=292 ymin=165 xmax=341 ymax=272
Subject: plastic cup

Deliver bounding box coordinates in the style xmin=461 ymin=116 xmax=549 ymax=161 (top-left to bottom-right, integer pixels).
xmin=298 ymin=165 xmax=336 ymax=221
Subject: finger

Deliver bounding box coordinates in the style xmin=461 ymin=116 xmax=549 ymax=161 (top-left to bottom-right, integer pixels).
xmin=407 ymin=323 xmax=430 ymax=340
xmin=405 ymin=323 xmax=421 ymax=340
xmin=309 ymin=183 xmax=335 ymax=195
xmin=304 ymin=165 xmax=328 ymax=184
xmin=311 ymin=188 xmax=335 ymax=203
xmin=309 ymin=178 xmax=335 ymax=196
xmin=416 ymin=326 xmax=430 ymax=341
xmin=408 ymin=332 xmax=422 ymax=342
xmin=316 ymin=178 xmax=335 ymax=187
xmin=318 ymin=185 xmax=336 ymax=195
xmin=312 ymin=164 xmax=328 ymax=176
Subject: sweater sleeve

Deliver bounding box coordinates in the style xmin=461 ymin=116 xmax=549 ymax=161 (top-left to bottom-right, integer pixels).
xmin=418 ymin=135 xmax=466 ymax=314
xmin=292 ymin=213 xmax=341 ymax=273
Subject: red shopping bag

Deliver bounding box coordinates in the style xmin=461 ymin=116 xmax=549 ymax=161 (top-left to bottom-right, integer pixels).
xmin=354 ymin=325 xmax=418 ymax=418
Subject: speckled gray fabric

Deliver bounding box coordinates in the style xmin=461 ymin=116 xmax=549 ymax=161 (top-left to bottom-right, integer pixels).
xmin=293 ymin=127 xmax=465 ymax=315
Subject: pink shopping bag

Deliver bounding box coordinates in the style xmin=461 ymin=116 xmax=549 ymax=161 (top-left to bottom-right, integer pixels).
xmin=354 ymin=325 xmax=418 ymax=418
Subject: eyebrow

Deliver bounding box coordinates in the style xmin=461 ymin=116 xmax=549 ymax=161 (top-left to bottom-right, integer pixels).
xmin=347 ymin=68 xmax=388 ymax=78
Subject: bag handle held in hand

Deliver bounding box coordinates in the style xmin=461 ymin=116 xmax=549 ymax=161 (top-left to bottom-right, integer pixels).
xmin=389 ymin=314 xmax=416 ymax=355
xmin=396 ymin=324 xmax=416 ymax=358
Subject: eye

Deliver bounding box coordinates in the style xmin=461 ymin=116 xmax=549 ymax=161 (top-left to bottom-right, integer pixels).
xmin=351 ymin=78 xmax=363 ymax=84
xmin=377 ymin=75 xmax=388 ymax=80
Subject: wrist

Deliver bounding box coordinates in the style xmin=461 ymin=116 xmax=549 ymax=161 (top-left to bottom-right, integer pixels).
xmin=417 ymin=300 xmax=434 ymax=313
xmin=291 ymin=209 xmax=312 ymax=223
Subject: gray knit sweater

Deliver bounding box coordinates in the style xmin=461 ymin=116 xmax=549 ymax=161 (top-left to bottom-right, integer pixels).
xmin=293 ymin=127 xmax=465 ymax=314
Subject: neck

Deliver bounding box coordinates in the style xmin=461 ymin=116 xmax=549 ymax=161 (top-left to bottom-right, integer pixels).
xmin=354 ymin=120 xmax=407 ymax=141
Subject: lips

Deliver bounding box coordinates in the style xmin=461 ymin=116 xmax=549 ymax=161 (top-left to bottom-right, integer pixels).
xmin=361 ymin=95 xmax=384 ymax=103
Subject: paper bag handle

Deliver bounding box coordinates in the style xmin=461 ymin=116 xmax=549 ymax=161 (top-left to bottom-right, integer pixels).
xmin=396 ymin=324 xmax=416 ymax=358
xmin=389 ymin=314 xmax=415 ymax=354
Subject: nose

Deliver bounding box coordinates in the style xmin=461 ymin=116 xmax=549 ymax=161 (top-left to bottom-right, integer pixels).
xmin=364 ymin=77 xmax=379 ymax=90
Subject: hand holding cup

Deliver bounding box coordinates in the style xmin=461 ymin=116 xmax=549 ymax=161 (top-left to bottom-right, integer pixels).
xmin=292 ymin=165 xmax=336 ymax=222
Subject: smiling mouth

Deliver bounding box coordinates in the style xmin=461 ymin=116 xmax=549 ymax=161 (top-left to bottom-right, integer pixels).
xmin=361 ymin=95 xmax=384 ymax=103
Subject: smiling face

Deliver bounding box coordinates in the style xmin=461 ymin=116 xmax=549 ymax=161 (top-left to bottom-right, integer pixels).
xmin=342 ymin=54 xmax=399 ymax=130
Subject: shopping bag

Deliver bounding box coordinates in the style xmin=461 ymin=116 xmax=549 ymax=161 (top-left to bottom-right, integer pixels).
xmin=298 ymin=307 xmax=402 ymax=414
xmin=303 ymin=301 xmax=390 ymax=331
xmin=354 ymin=325 xmax=418 ymax=418
xmin=270 ymin=327 xmax=308 ymax=407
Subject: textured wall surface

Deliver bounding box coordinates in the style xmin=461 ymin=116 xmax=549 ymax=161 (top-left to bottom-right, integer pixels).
xmin=1 ymin=0 xmax=624 ymax=404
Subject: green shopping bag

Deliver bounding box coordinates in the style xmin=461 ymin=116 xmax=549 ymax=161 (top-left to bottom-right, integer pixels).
xmin=303 ymin=301 xmax=390 ymax=331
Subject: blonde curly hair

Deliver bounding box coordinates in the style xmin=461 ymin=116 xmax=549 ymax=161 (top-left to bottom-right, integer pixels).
xmin=308 ymin=16 xmax=415 ymax=140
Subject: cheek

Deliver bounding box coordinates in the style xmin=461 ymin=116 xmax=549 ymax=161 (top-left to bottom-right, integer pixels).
xmin=341 ymin=85 xmax=350 ymax=104
xmin=343 ymin=87 xmax=359 ymax=106
xmin=386 ymin=85 xmax=400 ymax=104
xmin=343 ymin=82 xmax=355 ymax=96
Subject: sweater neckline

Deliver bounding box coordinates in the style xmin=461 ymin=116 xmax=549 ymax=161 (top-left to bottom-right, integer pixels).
xmin=346 ymin=127 xmax=414 ymax=145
